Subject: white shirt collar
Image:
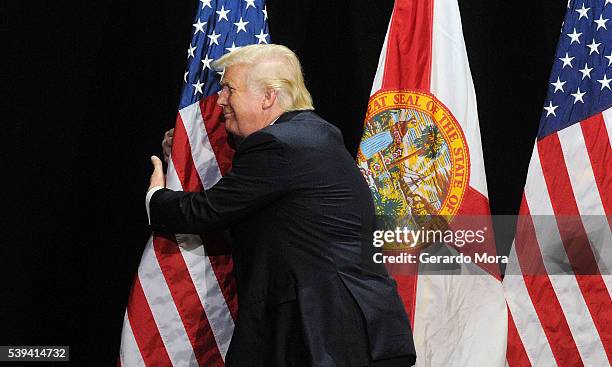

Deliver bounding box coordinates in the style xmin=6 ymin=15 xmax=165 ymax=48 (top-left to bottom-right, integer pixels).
xmin=269 ymin=116 xmax=280 ymax=126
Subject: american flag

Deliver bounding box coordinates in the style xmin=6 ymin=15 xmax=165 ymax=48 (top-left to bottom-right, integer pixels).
xmin=503 ymin=1 xmax=612 ymax=366
xmin=119 ymin=1 xmax=269 ymax=366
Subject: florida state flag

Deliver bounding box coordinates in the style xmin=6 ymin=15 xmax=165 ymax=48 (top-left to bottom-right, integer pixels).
xmin=357 ymin=1 xmax=507 ymax=365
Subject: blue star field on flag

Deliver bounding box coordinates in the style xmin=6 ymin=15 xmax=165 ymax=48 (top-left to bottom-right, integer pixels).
xmin=539 ymin=0 xmax=612 ymax=138
xmin=179 ymin=0 xmax=270 ymax=109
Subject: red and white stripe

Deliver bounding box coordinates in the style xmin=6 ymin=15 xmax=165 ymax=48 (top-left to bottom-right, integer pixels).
xmin=119 ymin=94 xmax=237 ymax=366
xmin=504 ymin=110 xmax=612 ymax=367
xmin=369 ymin=1 xmax=507 ymax=366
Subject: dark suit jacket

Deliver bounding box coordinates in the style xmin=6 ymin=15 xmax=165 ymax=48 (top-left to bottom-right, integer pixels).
xmin=149 ymin=111 xmax=416 ymax=367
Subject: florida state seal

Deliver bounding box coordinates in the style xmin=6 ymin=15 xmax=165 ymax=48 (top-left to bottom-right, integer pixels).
xmin=358 ymin=90 xmax=470 ymax=250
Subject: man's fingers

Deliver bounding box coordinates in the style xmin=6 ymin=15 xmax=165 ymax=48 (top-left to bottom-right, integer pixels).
xmin=149 ymin=155 xmax=166 ymax=190
xmin=162 ymin=128 xmax=174 ymax=163
xmin=151 ymin=155 xmax=163 ymax=172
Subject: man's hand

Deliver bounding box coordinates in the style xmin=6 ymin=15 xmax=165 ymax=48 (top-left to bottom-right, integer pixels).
xmin=149 ymin=155 xmax=166 ymax=190
xmin=162 ymin=128 xmax=174 ymax=162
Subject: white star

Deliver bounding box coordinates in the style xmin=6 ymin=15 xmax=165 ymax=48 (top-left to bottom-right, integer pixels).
xmin=193 ymin=19 xmax=207 ymax=34
xmin=559 ymin=52 xmax=574 ymax=68
xmin=187 ymin=44 xmax=196 ymax=58
xmin=244 ymin=0 xmax=256 ymax=9
xmin=607 ymin=0 xmax=612 ymax=6
xmin=595 ymin=14 xmax=609 ymax=30
xmin=216 ymin=5 xmax=230 ymax=22
xmin=587 ymin=38 xmax=601 ymax=54
xmin=262 ymin=5 xmax=268 ymax=20
xmin=255 ymin=29 xmax=269 ymax=44
xmin=184 ymin=71 xmax=189 ymax=83
xmin=226 ymin=42 xmax=241 ymax=53
xmin=544 ymin=101 xmax=558 ymax=117
xmin=579 ymin=63 xmax=593 ymax=79
xmin=598 ymin=74 xmax=612 ymax=90
xmin=192 ymin=80 xmax=204 ymax=95
xmin=606 ymin=51 xmax=612 ymax=66
xmin=571 ymin=88 xmax=586 ymax=104
xmin=234 ymin=17 xmax=249 ymax=33
xmin=201 ymin=54 xmax=213 ymax=70
xmin=200 ymin=0 xmax=212 ymax=9
xmin=576 ymin=4 xmax=590 ymax=20
xmin=551 ymin=77 xmax=566 ymax=93
xmin=208 ymin=30 xmax=221 ymax=45
xmin=567 ymin=28 xmax=582 ymax=44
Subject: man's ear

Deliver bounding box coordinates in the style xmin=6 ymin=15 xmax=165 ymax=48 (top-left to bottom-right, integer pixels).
xmin=262 ymin=88 xmax=277 ymax=109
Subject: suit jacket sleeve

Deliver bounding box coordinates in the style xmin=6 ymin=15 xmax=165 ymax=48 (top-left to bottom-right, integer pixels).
xmin=149 ymin=131 xmax=291 ymax=234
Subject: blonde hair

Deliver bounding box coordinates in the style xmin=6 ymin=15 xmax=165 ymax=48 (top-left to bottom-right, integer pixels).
xmin=213 ymin=44 xmax=314 ymax=111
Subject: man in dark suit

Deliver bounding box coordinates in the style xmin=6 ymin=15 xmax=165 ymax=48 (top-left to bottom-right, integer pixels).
xmin=148 ymin=44 xmax=416 ymax=367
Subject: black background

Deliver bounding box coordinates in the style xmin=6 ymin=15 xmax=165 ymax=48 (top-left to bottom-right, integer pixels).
xmin=3 ymin=0 xmax=566 ymax=365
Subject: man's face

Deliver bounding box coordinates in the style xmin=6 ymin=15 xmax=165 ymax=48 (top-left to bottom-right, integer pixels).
xmin=217 ymin=64 xmax=266 ymax=138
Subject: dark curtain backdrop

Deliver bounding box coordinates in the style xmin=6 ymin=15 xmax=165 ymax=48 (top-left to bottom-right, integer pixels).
xmin=4 ymin=1 xmax=565 ymax=364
